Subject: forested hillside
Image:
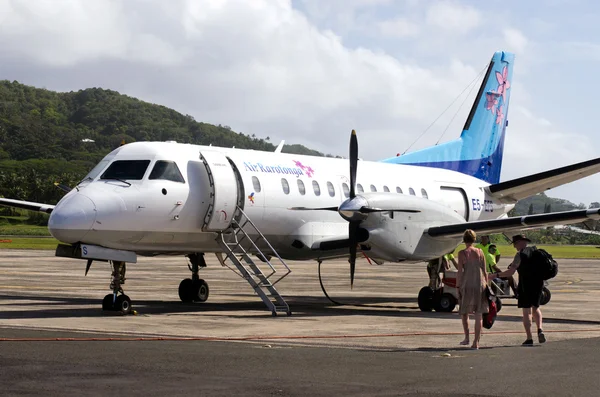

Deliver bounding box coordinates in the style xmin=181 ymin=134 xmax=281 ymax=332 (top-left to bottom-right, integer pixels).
xmin=0 ymin=80 xmax=323 ymax=204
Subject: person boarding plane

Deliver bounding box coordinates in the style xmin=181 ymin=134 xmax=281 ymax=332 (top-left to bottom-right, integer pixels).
xmin=2 ymin=50 xmax=600 ymax=316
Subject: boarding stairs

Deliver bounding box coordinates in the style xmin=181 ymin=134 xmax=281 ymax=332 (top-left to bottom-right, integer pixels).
xmin=216 ymin=206 xmax=292 ymax=316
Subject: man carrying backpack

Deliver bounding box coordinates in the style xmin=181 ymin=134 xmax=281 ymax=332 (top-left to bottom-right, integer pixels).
xmin=491 ymin=234 xmax=546 ymax=346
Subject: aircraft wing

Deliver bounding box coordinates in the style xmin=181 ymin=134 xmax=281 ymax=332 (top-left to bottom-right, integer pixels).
xmin=0 ymin=198 xmax=54 ymax=214
xmin=426 ymin=208 xmax=600 ymax=238
xmin=487 ymin=157 xmax=600 ymax=202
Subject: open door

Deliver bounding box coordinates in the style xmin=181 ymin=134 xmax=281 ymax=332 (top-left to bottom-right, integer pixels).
xmin=199 ymin=151 xmax=241 ymax=232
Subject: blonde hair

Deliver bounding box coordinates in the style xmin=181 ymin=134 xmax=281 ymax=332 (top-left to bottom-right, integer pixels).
xmin=463 ymin=229 xmax=476 ymax=244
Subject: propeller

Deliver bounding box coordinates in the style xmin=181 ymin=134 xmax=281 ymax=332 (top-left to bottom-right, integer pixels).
xmin=54 ymin=182 xmax=73 ymax=193
xmin=289 ymin=129 xmax=421 ymax=289
xmin=349 ymin=129 xmax=358 ymax=199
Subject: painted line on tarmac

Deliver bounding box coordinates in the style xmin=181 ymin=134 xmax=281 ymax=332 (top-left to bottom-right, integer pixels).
xmin=2 ymin=328 xmax=600 ymax=342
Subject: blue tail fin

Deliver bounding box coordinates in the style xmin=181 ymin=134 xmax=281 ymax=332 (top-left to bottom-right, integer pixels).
xmin=381 ymin=51 xmax=514 ymax=184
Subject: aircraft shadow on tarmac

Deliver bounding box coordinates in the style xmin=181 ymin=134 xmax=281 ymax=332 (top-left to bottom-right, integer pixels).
xmin=2 ymin=293 xmax=600 ymax=328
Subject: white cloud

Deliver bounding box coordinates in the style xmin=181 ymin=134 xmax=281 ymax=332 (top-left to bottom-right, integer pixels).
xmin=378 ymin=17 xmax=420 ymax=38
xmin=503 ymin=28 xmax=528 ymax=53
xmin=425 ymin=2 xmax=481 ymax=35
xmin=0 ymin=0 xmax=598 ymax=205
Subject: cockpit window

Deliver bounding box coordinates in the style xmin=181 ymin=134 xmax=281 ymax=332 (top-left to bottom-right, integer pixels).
xmin=101 ymin=160 xmax=150 ymax=180
xmin=82 ymin=159 xmax=110 ymax=182
xmin=149 ymin=160 xmax=185 ymax=183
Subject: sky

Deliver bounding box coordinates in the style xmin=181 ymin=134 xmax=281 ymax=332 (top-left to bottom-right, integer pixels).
xmin=1 ymin=0 xmax=599 ymax=205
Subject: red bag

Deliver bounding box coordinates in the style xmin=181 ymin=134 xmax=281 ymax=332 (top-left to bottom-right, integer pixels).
xmin=483 ymin=299 xmax=497 ymax=329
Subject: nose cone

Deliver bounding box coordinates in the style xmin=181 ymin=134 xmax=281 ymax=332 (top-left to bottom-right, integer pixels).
xmin=49 ymin=193 xmax=97 ymax=243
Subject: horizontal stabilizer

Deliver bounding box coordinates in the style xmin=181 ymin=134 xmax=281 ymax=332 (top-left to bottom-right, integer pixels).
xmin=487 ymin=157 xmax=600 ymax=202
xmin=426 ymin=208 xmax=600 ymax=238
xmin=0 ymin=198 xmax=55 ymax=214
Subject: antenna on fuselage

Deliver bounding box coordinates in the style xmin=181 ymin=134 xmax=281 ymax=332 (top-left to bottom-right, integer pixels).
xmin=274 ymin=140 xmax=285 ymax=153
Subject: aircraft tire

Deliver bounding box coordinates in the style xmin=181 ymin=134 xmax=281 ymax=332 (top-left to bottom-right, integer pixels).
xmin=102 ymin=294 xmax=114 ymax=311
xmin=115 ymin=294 xmax=132 ymax=315
xmin=418 ymin=286 xmax=434 ymax=311
xmin=540 ymin=287 xmax=551 ymax=305
xmin=193 ymin=279 xmax=210 ymax=302
xmin=178 ymin=278 xmax=195 ymax=302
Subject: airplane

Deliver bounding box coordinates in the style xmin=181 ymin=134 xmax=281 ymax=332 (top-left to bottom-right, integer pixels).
xmin=2 ymin=50 xmax=600 ymax=316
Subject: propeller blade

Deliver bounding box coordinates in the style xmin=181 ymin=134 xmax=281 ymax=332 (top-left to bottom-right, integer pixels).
xmin=289 ymin=206 xmax=339 ymax=211
xmin=85 ymin=259 xmax=93 ymax=276
xmin=358 ymin=207 xmax=421 ymax=214
xmin=349 ymin=221 xmax=360 ymax=289
xmin=349 ymin=130 xmax=358 ymax=199
xmin=54 ymin=182 xmax=72 ymax=193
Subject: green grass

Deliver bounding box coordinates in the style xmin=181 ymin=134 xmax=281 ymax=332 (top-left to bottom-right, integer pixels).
xmin=0 ymin=224 xmax=51 ymax=236
xmin=0 ymin=237 xmax=59 ymax=250
xmin=453 ymin=244 xmax=600 ymax=259
xmin=2 ymin=239 xmax=600 ymax=258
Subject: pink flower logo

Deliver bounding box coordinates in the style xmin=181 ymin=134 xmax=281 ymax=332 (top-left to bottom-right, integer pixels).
xmin=495 ymin=105 xmax=504 ymax=125
xmin=495 ymin=66 xmax=511 ymax=101
xmin=293 ymin=160 xmax=315 ymax=178
xmin=485 ymin=92 xmax=498 ymax=115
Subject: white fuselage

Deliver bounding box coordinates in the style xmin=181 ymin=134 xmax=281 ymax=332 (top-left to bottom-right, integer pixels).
xmin=48 ymin=142 xmax=513 ymax=262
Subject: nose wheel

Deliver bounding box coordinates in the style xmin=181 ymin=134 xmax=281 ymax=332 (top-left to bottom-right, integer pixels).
xmin=101 ymin=261 xmax=132 ymax=315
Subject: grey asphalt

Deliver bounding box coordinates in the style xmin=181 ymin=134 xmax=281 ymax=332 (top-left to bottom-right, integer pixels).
xmin=1 ymin=327 xmax=599 ymax=397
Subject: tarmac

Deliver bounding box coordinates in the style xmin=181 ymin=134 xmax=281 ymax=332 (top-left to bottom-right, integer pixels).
xmin=1 ymin=249 xmax=600 ymax=395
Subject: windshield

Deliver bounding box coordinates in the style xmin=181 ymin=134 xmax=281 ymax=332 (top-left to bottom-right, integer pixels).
xmin=149 ymin=161 xmax=185 ymax=183
xmin=81 ymin=159 xmax=110 ymax=183
xmin=100 ymin=160 xmax=151 ymax=180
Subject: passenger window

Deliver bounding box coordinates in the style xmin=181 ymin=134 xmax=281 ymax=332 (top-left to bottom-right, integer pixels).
xmin=312 ymin=180 xmax=321 ymax=196
xmin=396 ymin=187 xmax=403 ymax=194
xmin=297 ymin=179 xmax=306 ymax=195
xmin=370 ymin=184 xmax=377 ymax=192
xmin=327 ymin=181 xmax=335 ymax=197
xmin=357 ymin=184 xmax=364 ymax=193
xmin=409 ymin=188 xmax=416 ymax=196
xmin=342 ymin=183 xmax=349 ymax=198
xmin=281 ymin=178 xmax=290 ymax=194
xmin=149 ymin=160 xmax=185 ymax=183
xmin=383 ymin=186 xmax=390 ymax=192
xmin=252 ymin=176 xmax=261 ymax=192
xmin=101 ymin=160 xmax=150 ymax=180
xmin=421 ymin=188 xmax=428 ymax=199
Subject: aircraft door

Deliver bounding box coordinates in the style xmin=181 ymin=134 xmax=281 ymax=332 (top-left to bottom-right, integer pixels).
xmin=439 ymin=186 xmax=469 ymax=221
xmin=199 ymin=151 xmax=240 ymax=232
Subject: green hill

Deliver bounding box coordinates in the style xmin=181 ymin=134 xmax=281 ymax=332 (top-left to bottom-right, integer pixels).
xmin=509 ymin=192 xmax=587 ymax=216
xmin=0 ymin=80 xmax=324 ymax=204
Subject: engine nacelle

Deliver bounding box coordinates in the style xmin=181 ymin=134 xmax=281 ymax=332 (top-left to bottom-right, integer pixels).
xmin=356 ymin=193 xmax=464 ymax=262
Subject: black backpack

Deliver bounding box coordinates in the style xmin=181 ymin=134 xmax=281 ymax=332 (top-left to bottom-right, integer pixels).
xmin=529 ymin=246 xmax=558 ymax=280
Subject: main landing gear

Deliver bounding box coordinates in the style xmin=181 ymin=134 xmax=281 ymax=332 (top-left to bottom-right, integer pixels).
xmin=178 ymin=253 xmax=210 ymax=303
xmin=102 ymin=260 xmax=132 ymax=315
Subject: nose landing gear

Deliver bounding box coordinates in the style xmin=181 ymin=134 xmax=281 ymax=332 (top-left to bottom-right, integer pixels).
xmin=102 ymin=260 xmax=132 ymax=315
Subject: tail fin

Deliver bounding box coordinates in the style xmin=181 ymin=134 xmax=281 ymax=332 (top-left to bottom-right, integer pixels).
xmin=381 ymin=51 xmax=514 ymax=184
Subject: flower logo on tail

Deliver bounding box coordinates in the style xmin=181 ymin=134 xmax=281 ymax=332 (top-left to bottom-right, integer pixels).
xmin=495 ymin=105 xmax=504 ymax=125
xmin=485 ymin=92 xmax=499 ymax=114
xmin=496 ymin=66 xmax=511 ymax=101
